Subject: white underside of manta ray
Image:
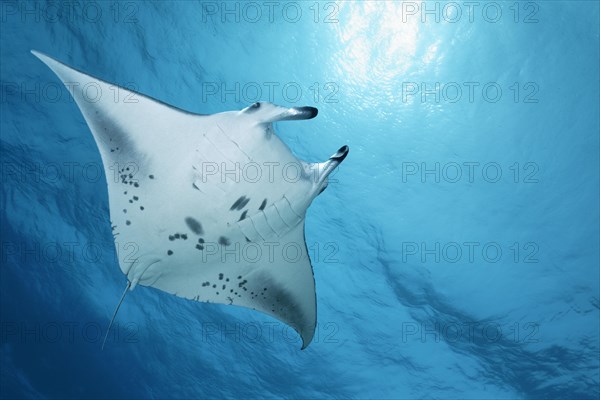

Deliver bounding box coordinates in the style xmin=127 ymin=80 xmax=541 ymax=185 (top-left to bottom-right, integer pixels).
xmin=31 ymin=50 xmax=349 ymax=349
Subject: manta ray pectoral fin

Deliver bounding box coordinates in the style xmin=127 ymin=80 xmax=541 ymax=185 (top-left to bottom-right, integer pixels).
xmin=31 ymin=50 xmax=202 ymax=164
xmin=145 ymin=222 xmax=317 ymax=349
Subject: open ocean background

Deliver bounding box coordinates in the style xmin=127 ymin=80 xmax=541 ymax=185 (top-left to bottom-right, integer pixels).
xmin=1 ymin=1 xmax=599 ymax=398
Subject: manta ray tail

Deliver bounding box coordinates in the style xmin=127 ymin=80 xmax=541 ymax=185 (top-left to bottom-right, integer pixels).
xmin=102 ymin=281 xmax=131 ymax=350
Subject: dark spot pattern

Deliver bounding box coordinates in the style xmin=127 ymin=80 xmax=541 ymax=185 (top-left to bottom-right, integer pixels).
xmin=239 ymin=210 xmax=248 ymax=221
xmin=126 ymin=220 xmax=131 ymax=225
xmin=259 ymin=199 xmax=267 ymax=211
xmin=149 ymin=175 xmax=154 ymax=179
xmin=185 ymin=217 xmax=204 ymax=235
xmin=230 ymin=196 xmax=244 ymax=210
xmin=192 ymin=274 xmax=253 ymax=299
xmin=169 ymin=233 xmax=188 ymax=242
xmin=167 ymin=250 xmax=173 ymax=255
xmin=218 ymin=236 xmax=231 ymax=246
xmin=230 ymin=196 xmax=250 ymax=211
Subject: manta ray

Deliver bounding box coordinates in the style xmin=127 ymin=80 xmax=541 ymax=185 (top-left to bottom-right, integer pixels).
xmin=31 ymin=50 xmax=348 ymax=349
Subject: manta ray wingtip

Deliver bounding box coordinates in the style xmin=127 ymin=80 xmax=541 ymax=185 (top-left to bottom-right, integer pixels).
xmin=30 ymin=50 xmax=61 ymax=70
xmin=30 ymin=49 xmax=48 ymax=61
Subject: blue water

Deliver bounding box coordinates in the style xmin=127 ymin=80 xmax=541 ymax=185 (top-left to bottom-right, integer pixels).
xmin=1 ymin=1 xmax=599 ymax=398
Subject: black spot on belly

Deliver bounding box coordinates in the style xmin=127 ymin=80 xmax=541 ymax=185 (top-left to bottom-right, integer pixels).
xmin=167 ymin=250 xmax=173 ymax=256
xmin=196 ymin=244 xmax=204 ymax=250
xmin=169 ymin=235 xmax=175 ymax=241
xmin=259 ymin=199 xmax=267 ymax=211
xmin=230 ymin=196 xmax=245 ymax=211
xmin=239 ymin=210 xmax=248 ymax=221
xmin=240 ymin=197 xmax=250 ymax=209
xmin=185 ymin=217 xmax=204 ymax=235
xmin=149 ymin=174 xmax=154 ymax=179
xmin=231 ymin=196 xmax=251 ymax=211
xmin=218 ymin=273 xmax=223 ymax=280
xmin=174 ymin=233 xmax=180 ymax=239
xmin=218 ymin=236 xmax=231 ymax=246
xmin=181 ymin=234 xmax=188 ymax=240
xmin=126 ymin=220 xmax=131 ymax=225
